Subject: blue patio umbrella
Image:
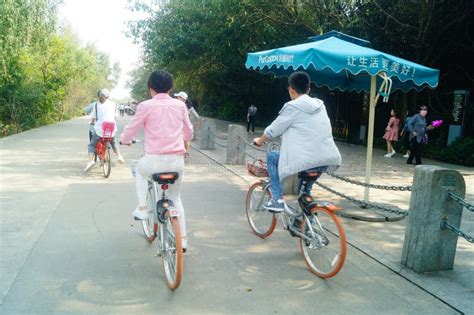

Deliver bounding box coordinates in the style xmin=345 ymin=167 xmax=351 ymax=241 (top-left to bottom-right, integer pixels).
xmin=245 ymin=31 xmax=440 ymax=201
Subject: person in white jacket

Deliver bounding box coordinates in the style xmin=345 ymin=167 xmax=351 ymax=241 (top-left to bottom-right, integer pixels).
xmin=253 ymin=71 xmax=341 ymax=212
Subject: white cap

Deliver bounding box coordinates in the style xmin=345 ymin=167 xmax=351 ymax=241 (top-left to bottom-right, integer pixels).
xmin=174 ymin=91 xmax=188 ymax=100
xmin=99 ymin=88 xmax=110 ymax=97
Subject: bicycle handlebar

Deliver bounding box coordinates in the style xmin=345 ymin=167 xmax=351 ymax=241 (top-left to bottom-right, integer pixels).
xmin=119 ymin=139 xmax=141 ymax=145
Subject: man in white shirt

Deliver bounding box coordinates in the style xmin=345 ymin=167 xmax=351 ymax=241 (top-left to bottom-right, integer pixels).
xmin=85 ymin=89 xmax=124 ymax=172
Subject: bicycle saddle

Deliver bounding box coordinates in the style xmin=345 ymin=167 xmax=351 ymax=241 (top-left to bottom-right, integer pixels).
xmin=152 ymin=172 xmax=179 ymax=184
xmin=298 ymin=171 xmax=321 ymax=180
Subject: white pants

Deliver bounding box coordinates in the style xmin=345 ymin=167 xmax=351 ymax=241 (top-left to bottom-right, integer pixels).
xmin=136 ymin=154 xmax=186 ymax=237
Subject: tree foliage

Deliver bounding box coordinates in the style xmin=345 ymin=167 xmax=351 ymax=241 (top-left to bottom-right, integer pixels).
xmin=0 ymin=0 xmax=117 ymax=135
xmin=128 ymin=0 xmax=473 ymax=134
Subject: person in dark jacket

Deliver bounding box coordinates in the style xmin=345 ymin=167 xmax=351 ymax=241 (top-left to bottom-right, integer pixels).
xmin=406 ymin=105 xmax=432 ymax=165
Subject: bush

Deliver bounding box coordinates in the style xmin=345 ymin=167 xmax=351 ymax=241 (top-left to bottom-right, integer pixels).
xmin=437 ymin=137 xmax=474 ymax=166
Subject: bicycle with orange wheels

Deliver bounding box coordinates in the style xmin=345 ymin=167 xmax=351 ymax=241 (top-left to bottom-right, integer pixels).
xmin=126 ymin=140 xmax=183 ymax=290
xmin=245 ymin=158 xmax=347 ymax=278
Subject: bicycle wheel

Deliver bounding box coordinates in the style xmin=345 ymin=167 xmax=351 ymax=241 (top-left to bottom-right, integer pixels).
xmin=102 ymin=147 xmax=111 ymax=178
xmin=162 ymin=216 xmax=183 ymax=290
xmin=142 ymin=182 xmax=158 ymax=241
xmin=245 ymin=181 xmax=276 ymax=238
xmin=299 ymin=208 xmax=346 ymax=278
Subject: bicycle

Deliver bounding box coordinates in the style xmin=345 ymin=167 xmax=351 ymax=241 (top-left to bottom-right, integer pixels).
xmin=126 ymin=140 xmax=184 ymax=290
xmin=94 ymin=122 xmax=114 ymax=178
xmin=245 ymin=156 xmax=347 ymax=278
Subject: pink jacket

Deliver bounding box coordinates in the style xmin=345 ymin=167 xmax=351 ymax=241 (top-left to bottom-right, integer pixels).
xmin=120 ymin=93 xmax=193 ymax=155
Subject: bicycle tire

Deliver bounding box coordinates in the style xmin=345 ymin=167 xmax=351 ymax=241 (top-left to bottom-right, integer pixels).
xmin=102 ymin=147 xmax=111 ymax=178
xmin=162 ymin=216 xmax=183 ymax=290
xmin=245 ymin=181 xmax=276 ymax=238
xmin=299 ymin=207 xmax=346 ymax=278
xmin=142 ymin=183 xmax=158 ymax=242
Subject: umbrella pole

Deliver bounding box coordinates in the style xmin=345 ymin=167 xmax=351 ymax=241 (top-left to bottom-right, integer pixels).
xmin=364 ymin=76 xmax=377 ymax=202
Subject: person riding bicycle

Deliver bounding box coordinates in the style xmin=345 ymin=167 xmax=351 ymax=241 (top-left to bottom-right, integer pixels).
xmin=84 ymin=88 xmax=125 ymax=172
xmin=120 ymin=70 xmax=193 ymax=250
xmin=253 ymin=71 xmax=342 ymax=212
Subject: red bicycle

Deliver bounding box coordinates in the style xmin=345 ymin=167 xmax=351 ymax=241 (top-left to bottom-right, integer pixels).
xmin=95 ymin=122 xmax=115 ymax=178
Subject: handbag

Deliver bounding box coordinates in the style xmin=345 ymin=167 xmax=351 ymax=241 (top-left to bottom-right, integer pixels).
xmin=422 ymin=134 xmax=429 ymax=144
xmin=246 ymin=159 xmax=268 ymax=177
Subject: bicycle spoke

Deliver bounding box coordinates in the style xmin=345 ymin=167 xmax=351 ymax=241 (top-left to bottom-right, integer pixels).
xmin=300 ymin=208 xmax=346 ymax=278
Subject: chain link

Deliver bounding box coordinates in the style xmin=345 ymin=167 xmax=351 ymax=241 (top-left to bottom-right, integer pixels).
xmin=447 ymin=192 xmax=474 ymax=212
xmin=441 ymin=220 xmax=474 ymax=243
xmin=208 ymin=128 xmax=228 ymax=141
xmin=315 ymin=181 xmax=409 ymax=217
xmin=238 ymin=143 xmax=259 ymax=160
xmin=207 ymin=130 xmax=228 ymax=147
xmin=325 ymin=172 xmax=412 ymax=191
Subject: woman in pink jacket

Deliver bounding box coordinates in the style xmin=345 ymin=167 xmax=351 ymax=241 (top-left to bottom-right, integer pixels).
xmin=120 ymin=70 xmax=193 ymax=249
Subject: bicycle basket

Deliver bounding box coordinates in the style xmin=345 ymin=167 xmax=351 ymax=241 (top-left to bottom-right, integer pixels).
xmin=102 ymin=121 xmax=115 ymax=139
xmin=247 ymin=159 xmax=268 ymax=177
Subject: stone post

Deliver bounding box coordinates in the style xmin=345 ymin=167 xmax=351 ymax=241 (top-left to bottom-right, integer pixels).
xmin=282 ymin=174 xmax=299 ymax=195
xmin=401 ymin=165 xmax=465 ymax=273
xmin=199 ymin=118 xmax=216 ymax=150
xmin=226 ymin=125 xmax=246 ymax=164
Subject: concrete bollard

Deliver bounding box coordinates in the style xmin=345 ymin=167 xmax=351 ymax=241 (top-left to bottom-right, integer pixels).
xmin=401 ymin=165 xmax=465 ymax=273
xmin=282 ymin=174 xmax=299 ymax=195
xmin=226 ymin=125 xmax=247 ymax=164
xmin=199 ymin=118 xmax=216 ymax=150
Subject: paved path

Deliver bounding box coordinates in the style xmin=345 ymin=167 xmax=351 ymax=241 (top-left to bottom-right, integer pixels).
xmin=197 ymin=117 xmax=474 ymax=313
xmin=0 ymin=115 xmax=470 ymax=314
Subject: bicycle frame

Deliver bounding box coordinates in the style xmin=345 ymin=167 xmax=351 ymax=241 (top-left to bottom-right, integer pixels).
xmin=96 ymin=138 xmax=110 ymax=160
xmin=257 ymin=180 xmax=332 ymax=245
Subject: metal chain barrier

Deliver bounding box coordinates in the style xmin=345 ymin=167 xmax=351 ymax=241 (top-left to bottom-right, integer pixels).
xmin=238 ymin=143 xmax=259 ymax=160
xmin=207 ymin=128 xmax=228 ymax=148
xmin=325 ymin=172 xmax=412 ymax=191
xmin=447 ymin=191 xmax=474 ymax=212
xmin=441 ymin=220 xmax=474 ymax=243
xmin=315 ymin=181 xmax=409 ymax=217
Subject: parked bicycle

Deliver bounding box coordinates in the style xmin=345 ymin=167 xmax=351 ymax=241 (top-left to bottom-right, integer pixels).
xmin=245 ymin=155 xmax=347 ymax=278
xmin=125 ymin=140 xmax=184 ymax=290
xmin=93 ymin=122 xmax=114 ymax=178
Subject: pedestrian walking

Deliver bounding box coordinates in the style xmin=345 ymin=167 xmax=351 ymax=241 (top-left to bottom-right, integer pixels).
xmin=399 ymin=110 xmax=413 ymax=158
xmin=383 ymin=109 xmax=400 ymax=157
xmin=406 ymin=105 xmax=430 ymax=165
xmin=247 ymin=104 xmax=257 ymax=133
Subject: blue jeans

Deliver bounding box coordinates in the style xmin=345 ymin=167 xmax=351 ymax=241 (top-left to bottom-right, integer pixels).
xmin=267 ymin=151 xmax=283 ymax=200
xmin=267 ymin=151 xmax=327 ymax=199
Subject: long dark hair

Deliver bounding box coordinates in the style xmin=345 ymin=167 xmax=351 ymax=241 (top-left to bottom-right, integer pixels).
xmin=391 ymin=108 xmax=400 ymax=119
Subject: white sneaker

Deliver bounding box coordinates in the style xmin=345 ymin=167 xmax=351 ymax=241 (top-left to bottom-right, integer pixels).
xmin=117 ymin=156 xmax=125 ymax=164
xmin=84 ymin=161 xmax=95 ymax=172
xmin=384 ymin=153 xmax=391 ymax=157
xmin=132 ymin=208 xmax=149 ymax=220
xmin=182 ymin=238 xmax=188 ymax=253
xmin=403 ymin=153 xmax=409 ymax=158
xmin=390 ymin=151 xmax=396 ymax=157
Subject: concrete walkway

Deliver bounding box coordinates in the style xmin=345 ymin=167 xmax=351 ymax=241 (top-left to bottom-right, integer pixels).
xmin=196 ymin=117 xmax=474 ymax=313
xmin=0 ymin=115 xmax=470 ymax=314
